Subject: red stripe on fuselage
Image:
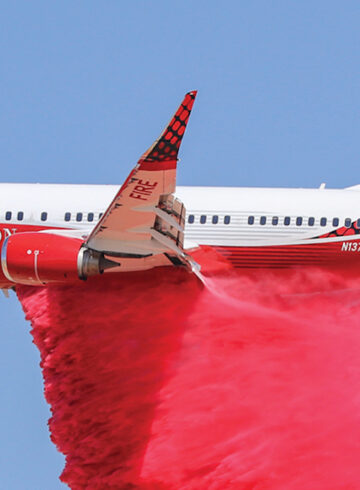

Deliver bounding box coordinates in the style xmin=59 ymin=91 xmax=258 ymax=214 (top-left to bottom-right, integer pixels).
xmin=1 ymin=222 xmax=360 ymax=288
xmin=213 ymin=240 xmax=360 ymax=268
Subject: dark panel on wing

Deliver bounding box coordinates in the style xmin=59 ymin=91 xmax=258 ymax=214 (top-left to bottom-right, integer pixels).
xmin=139 ymin=91 xmax=197 ymax=164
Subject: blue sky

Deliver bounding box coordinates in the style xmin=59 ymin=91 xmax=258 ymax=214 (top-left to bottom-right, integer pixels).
xmin=1 ymin=1 xmax=360 ymax=488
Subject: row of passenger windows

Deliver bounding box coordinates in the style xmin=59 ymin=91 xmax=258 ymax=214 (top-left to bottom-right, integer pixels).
xmin=4 ymin=211 xmax=43 ymax=222
xmin=3 ymin=212 xmax=104 ymax=222
xmin=3 ymin=210 xmax=355 ymax=229
xmin=188 ymin=215 xmax=231 ymax=225
xmin=187 ymin=214 xmax=356 ymax=228
xmin=248 ymin=216 xmax=356 ymax=227
xmin=64 ymin=212 xmax=103 ymax=222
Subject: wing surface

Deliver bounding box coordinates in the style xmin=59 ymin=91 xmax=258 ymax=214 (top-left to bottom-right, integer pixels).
xmin=86 ymin=91 xmax=197 ymax=261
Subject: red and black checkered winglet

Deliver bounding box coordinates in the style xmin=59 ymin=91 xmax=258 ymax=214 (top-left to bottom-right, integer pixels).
xmin=138 ymin=91 xmax=197 ymax=170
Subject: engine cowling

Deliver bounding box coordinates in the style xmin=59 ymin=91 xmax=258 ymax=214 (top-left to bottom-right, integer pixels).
xmin=1 ymin=232 xmax=119 ymax=285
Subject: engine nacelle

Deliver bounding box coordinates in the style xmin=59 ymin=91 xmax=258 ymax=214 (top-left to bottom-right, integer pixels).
xmin=1 ymin=232 xmax=119 ymax=285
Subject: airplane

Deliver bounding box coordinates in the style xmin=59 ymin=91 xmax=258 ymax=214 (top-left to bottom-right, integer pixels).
xmin=1 ymin=90 xmax=360 ymax=289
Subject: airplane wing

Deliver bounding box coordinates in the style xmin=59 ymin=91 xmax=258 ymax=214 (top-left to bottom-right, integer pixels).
xmin=85 ymin=91 xmax=198 ymax=271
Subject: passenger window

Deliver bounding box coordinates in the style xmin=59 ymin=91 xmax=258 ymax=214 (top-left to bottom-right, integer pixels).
xmin=5 ymin=211 xmax=11 ymax=221
xmin=296 ymin=217 xmax=303 ymax=226
xmin=320 ymin=217 xmax=327 ymax=227
xmin=260 ymin=216 xmax=266 ymax=225
xmin=200 ymin=215 xmax=207 ymax=224
xmin=308 ymin=217 xmax=315 ymax=226
xmin=272 ymin=216 xmax=278 ymax=225
xmin=76 ymin=213 xmax=83 ymax=222
xmin=188 ymin=214 xmax=194 ymax=224
xmin=88 ymin=213 xmax=94 ymax=222
xmin=248 ymin=216 xmax=254 ymax=225
xmin=357 ymin=218 xmax=360 ymax=228
xmin=64 ymin=212 xmax=71 ymax=222
xmin=345 ymin=218 xmax=352 ymax=228
xmin=17 ymin=212 xmax=24 ymax=221
xmin=99 ymin=213 xmax=103 ymax=219
xmin=284 ymin=217 xmax=290 ymax=226
xmin=224 ymin=215 xmax=231 ymax=225
xmin=212 ymin=215 xmax=218 ymax=224
xmin=333 ymin=218 xmax=339 ymax=227
xmin=41 ymin=212 xmax=47 ymax=222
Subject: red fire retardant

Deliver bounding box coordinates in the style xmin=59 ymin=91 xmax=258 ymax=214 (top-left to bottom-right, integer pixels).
xmin=17 ymin=253 xmax=360 ymax=489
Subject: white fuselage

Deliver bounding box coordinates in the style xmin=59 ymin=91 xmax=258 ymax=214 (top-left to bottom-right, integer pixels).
xmin=0 ymin=183 xmax=360 ymax=247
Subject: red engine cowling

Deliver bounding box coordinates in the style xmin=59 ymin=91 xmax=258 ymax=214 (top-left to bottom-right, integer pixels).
xmin=1 ymin=232 xmax=119 ymax=285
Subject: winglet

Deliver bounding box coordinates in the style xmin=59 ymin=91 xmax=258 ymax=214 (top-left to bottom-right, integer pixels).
xmin=139 ymin=91 xmax=197 ymax=168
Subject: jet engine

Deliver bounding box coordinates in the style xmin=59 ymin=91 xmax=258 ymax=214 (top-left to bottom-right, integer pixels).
xmin=1 ymin=232 xmax=119 ymax=285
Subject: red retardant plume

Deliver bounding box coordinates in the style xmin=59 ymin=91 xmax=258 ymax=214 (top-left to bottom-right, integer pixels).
xmin=17 ymin=254 xmax=360 ymax=489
